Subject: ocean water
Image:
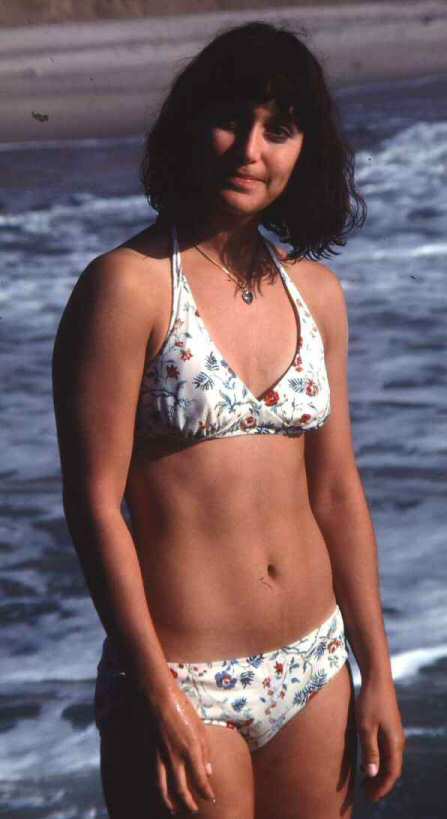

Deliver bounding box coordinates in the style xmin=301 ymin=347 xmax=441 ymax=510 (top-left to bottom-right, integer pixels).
xmin=1 ymin=72 xmax=446 ymax=818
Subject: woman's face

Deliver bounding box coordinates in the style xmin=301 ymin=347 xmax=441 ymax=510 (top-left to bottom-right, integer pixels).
xmin=202 ymin=98 xmax=304 ymax=219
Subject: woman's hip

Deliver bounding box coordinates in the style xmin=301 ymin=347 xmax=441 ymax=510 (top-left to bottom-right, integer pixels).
xmin=94 ymin=601 xmax=350 ymax=750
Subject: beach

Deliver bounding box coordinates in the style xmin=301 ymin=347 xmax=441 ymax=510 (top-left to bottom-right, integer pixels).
xmin=1 ymin=1 xmax=447 ymax=144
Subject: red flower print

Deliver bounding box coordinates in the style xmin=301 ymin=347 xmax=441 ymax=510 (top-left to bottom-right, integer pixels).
xmin=226 ymin=721 xmax=237 ymax=730
xmin=267 ymin=689 xmax=274 ymax=696
xmin=264 ymin=389 xmax=280 ymax=406
xmin=328 ymin=639 xmax=341 ymax=653
xmin=169 ymin=667 xmax=178 ymax=678
xmin=180 ymin=349 xmax=193 ymax=360
xmin=299 ymin=413 xmax=311 ymax=424
xmin=240 ymin=414 xmax=257 ymax=430
xmin=274 ymin=662 xmax=283 ymax=676
xmin=262 ymin=677 xmax=271 ymax=688
xmin=166 ymin=364 xmax=180 ymax=378
xmin=305 ymin=380 xmax=319 ymax=396
xmin=294 ymin=354 xmax=304 ymax=371
xmin=173 ymin=318 xmax=184 ymax=330
xmin=174 ymin=340 xmax=184 ymax=348
xmin=280 ymin=690 xmax=286 ymax=699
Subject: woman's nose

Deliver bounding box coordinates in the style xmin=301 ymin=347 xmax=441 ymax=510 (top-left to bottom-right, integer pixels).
xmin=236 ymin=124 xmax=262 ymax=161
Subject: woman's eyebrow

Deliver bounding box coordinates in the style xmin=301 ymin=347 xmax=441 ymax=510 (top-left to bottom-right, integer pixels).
xmin=266 ymin=112 xmax=298 ymax=129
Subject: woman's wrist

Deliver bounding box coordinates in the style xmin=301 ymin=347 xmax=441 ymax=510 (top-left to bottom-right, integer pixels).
xmin=358 ymin=661 xmax=394 ymax=686
xmin=134 ymin=667 xmax=180 ymax=711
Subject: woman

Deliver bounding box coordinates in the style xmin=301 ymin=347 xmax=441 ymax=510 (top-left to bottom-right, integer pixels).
xmin=52 ymin=21 xmax=405 ymax=819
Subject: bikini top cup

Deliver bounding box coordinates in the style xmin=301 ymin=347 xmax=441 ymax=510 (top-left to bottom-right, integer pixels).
xmin=134 ymin=225 xmax=331 ymax=448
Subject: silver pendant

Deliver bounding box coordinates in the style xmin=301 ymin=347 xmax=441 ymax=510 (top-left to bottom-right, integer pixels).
xmin=242 ymin=290 xmax=254 ymax=305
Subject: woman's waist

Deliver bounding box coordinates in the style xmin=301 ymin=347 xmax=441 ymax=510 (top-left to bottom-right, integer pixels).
xmin=98 ymin=585 xmax=340 ymax=674
xmin=126 ymin=449 xmax=311 ymax=537
xmin=117 ymin=532 xmax=335 ymax=663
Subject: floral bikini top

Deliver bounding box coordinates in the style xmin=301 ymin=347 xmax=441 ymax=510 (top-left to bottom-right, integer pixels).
xmin=134 ymin=225 xmax=331 ymax=448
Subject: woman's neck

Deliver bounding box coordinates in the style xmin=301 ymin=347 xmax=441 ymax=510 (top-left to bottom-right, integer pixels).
xmin=176 ymin=206 xmax=263 ymax=273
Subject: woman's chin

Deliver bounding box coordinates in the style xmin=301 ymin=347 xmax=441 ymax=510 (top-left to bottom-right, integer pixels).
xmin=217 ymin=190 xmax=267 ymax=217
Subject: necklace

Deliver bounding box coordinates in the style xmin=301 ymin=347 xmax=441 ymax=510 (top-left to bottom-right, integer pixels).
xmin=193 ymin=240 xmax=257 ymax=305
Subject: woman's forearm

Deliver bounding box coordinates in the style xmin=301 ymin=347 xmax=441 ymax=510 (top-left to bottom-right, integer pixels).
xmin=310 ymin=472 xmax=393 ymax=683
xmin=63 ymin=495 xmax=176 ymax=707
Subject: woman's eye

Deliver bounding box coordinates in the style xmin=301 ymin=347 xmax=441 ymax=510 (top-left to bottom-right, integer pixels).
xmin=212 ymin=116 xmax=294 ymax=140
xmin=267 ymin=126 xmax=293 ymax=141
xmin=217 ymin=118 xmax=238 ymax=131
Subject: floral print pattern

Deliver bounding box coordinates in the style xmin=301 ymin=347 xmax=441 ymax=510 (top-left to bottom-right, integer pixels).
xmin=134 ymin=226 xmax=331 ymax=449
xmin=94 ymin=604 xmax=349 ymax=752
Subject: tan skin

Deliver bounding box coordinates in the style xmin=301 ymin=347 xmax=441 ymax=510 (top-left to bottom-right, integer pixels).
xmin=52 ymin=100 xmax=405 ymax=817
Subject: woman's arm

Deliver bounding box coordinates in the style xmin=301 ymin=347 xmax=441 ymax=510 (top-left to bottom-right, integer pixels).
xmin=52 ymin=252 xmax=176 ymax=703
xmin=52 ymin=252 xmax=217 ymax=813
xmin=303 ymin=265 xmax=406 ymax=803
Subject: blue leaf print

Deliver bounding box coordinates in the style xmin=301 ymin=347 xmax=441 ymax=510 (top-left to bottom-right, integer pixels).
xmin=326 ymin=618 xmax=338 ymax=638
xmin=193 ymin=371 xmax=215 ymax=391
xmin=205 ymin=351 xmax=220 ymax=372
xmin=293 ymin=687 xmax=310 ymax=707
xmin=232 ymin=697 xmax=247 ymax=712
xmin=288 ymin=377 xmax=307 ymax=393
xmin=247 ymin=655 xmax=264 ymax=668
xmin=240 ymin=670 xmax=255 ymax=688
xmin=217 ymin=390 xmax=240 ymax=411
xmin=293 ymin=668 xmax=327 ymax=707
xmin=310 ymin=641 xmax=327 ymax=661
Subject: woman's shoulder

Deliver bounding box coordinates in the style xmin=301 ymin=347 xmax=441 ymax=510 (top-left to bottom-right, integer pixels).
xmin=77 ymin=221 xmax=172 ymax=305
xmin=275 ymin=246 xmax=344 ymax=303
xmin=279 ymin=252 xmax=348 ymax=347
xmin=89 ymin=220 xmax=171 ymax=281
xmin=58 ymin=222 xmax=172 ymax=343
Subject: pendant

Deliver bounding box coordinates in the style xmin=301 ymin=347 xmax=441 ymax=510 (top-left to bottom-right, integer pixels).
xmin=242 ymin=290 xmax=254 ymax=305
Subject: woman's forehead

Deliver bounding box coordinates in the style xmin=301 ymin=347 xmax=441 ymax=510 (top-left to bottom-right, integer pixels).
xmin=210 ymin=96 xmax=296 ymax=119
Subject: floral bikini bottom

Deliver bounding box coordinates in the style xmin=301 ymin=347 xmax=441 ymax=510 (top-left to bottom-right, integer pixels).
xmin=95 ymin=603 xmax=349 ymax=752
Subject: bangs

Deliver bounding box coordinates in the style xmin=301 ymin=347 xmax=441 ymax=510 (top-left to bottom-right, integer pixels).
xmin=183 ymin=26 xmax=315 ymax=131
xmin=211 ymin=73 xmax=303 ymax=129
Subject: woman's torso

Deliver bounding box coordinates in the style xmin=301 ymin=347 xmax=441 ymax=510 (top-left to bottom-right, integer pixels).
xmin=119 ymin=222 xmax=336 ymax=661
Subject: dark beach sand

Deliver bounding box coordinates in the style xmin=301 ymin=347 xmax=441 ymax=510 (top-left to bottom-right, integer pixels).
xmin=1 ymin=1 xmax=446 ymax=143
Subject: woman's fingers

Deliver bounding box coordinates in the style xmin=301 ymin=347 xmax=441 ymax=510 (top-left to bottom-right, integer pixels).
xmin=359 ymin=723 xmax=405 ymax=802
xmin=187 ymin=740 xmax=217 ymax=804
xmin=358 ymin=720 xmax=380 ymax=782
xmin=155 ymin=750 xmax=178 ymax=814
xmin=159 ymin=742 xmax=217 ymax=815
xmin=170 ymin=759 xmax=201 ymax=814
xmin=151 ymin=689 xmax=218 ymax=812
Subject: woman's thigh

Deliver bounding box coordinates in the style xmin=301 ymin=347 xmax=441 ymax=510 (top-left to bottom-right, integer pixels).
xmin=251 ymin=661 xmax=358 ymax=819
xmin=98 ymin=691 xmax=255 ymax=819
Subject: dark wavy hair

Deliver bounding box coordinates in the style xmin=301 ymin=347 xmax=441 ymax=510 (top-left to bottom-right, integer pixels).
xmin=140 ymin=21 xmax=366 ymax=260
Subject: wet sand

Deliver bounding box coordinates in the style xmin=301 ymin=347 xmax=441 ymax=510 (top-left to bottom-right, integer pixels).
xmin=1 ymin=1 xmax=446 ymax=144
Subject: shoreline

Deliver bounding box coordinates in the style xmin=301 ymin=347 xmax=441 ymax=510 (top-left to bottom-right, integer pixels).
xmin=1 ymin=1 xmax=446 ymax=144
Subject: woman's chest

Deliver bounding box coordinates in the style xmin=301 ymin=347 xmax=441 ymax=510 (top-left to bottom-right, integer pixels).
xmin=150 ymin=268 xmax=302 ymax=401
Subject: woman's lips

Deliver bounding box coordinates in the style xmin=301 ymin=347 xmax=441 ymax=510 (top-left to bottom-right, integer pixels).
xmin=227 ymin=174 xmax=264 ymax=187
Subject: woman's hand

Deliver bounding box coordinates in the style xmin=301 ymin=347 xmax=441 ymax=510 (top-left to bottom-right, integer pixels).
xmin=355 ymin=673 xmax=406 ymax=803
xmin=149 ymin=685 xmax=217 ymax=815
